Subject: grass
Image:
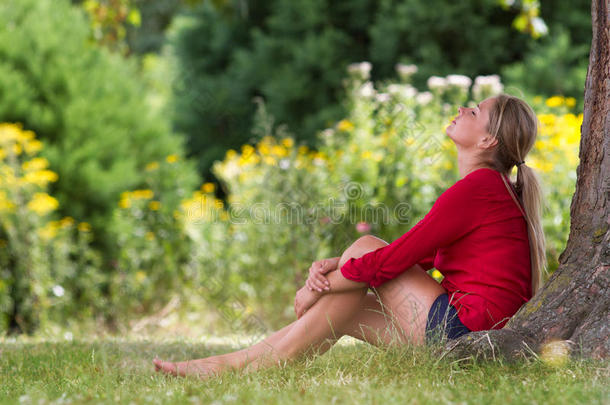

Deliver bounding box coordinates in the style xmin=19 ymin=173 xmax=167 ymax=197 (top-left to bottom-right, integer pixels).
xmin=0 ymin=332 xmax=608 ymax=404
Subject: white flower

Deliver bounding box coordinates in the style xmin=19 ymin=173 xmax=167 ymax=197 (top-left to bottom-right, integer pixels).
xmin=446 ymin=74 xmax=472 ymax=89
xmin=531 ymin=17 xmax=548 ymax=36
xmin=416 ymin=91 xmax=433 ymax=105
xmin=472 ymin=74 xmax=504 ymax=99
xmin=375 ymin=92 xmax=391 ymax=103
xmin=279 ymin=159 xmax=290 ymax=170
xmin=395 ymin=63 xmax=418 ymax=81
xmin=359 ymin=81 xmax=376 ymax=98
xmin=427 ymin=76 xmax=447 ymax=90
xmin=347 ymin=61 xmax=372 ymax=80
xmin=387 ymin=84 xmax=417 ymax=99
xmin=52 ymin=285 xmax=65 ymax=297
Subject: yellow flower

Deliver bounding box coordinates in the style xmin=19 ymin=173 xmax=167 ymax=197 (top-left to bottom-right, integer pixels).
xmin=17 ymin=129 xmax=35 ymax=143
xmin=565 ymin=97 xmax=576 ymax=108
xmin=148 ymin=200 xmax=161 ymax=211
xmin=135 ymin=271 xmax=147 ymax=282
xmin=337 ymin=119 xmax=355 ymax=132
xmin=271 ymin=145 xmax=288 ymax=157
xmin=298 ymin=145 xmax=309 ymax=155
xmin=12 ymin=143 xmax=22 ymax=155
xmin=119 ymin=198 xmax=131 ymax=209
xmin=281 ymin=137 xmax=294 ymax=148
xmin=38 ymin=223 xmax=58 ymax=240
xmin=0 ymin=190 xmax=15 ymax=213
xmin=23 ymin=170 xmax=58 ymax=186
xmin=27 ymin=193 xmax=59 ymax=215
xmin=0 ymin=123 xmax=22 ymax=143
xmin=23 ymin=139 xmax=42 ymax=155
xmin=226 ymin=149 xmax=238 ymax=159
xmin=214 ymin=199 xmax=224 ymax=209
xmin=78 ymin=222 xmax=91 ymax=232
xmin=22 ymin=157 xmax=49 ymax=172
xmin=431 ymin=270 xmax=443 ymax=279
xmin=545 ymin=96 xmax=564 ymax=108
xmin=241 ymin=144 xmax=255 ymax=157
xmin=165 ymin=154 xmax=179 ymax=163
xmin=132 ymin=189 xmax=154 ymax=199
xmin=145 ymin=161 xmax=159 ymax=171
xmin=361 ymin=151 xmax=372 ymax=159
xmin=60 ymin=216 xmax=74 ymax=227
xmin=201 ymin=182 xmax=215 ymax=193
xmin=258 ymin=143 xmax=271 ymax=155
xmin=262 ymin=155 xmax=277 ymax=165
xmin=145 ymin=232 xmax=155 ymax=241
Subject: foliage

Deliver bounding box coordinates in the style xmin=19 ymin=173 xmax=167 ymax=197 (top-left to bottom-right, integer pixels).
xmin=0 ymin=124 xmax=103 ymax=334
xmin=501 ymin=26 xmax=589 ymax=110
xmin=0 ymin=0 xmax=200 ymax=260
xmin=78 ymin=0 xmax=142 ymax=54
xmin=107 ymin=154 xmax=205 ymax=322
xmin=167 ymin=0 xmax=541 ymax=180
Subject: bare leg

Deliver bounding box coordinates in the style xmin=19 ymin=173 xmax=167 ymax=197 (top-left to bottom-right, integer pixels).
xmin=153 ymin=320 xmax=298 ymax=376
xmin=153 ymin=235 xmax=443 ymax=378
xmin=153 ymin=287 xmax=367 ymax=378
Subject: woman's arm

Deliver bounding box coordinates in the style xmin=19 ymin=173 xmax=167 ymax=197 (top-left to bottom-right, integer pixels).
xmin=315 ymin=268 xmax=368 ymax=296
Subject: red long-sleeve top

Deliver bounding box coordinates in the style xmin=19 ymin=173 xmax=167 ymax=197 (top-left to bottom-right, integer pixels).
xmin=340 ymin=168 xmax=532 ymax=332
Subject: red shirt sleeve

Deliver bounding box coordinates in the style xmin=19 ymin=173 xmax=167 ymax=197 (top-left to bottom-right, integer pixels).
xmin=417 ymin=250 xmax=437 ymax=271
xmin=340 ymin=175 xmax=483 ymax=288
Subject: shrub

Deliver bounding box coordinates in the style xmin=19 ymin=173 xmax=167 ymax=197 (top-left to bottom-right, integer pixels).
xmin=0 ymin=123 xmax=103 ymax=334
xmin=0 ymin=0 xmax=199 ymax=260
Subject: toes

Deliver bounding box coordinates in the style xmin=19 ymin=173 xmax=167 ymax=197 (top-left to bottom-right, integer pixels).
xmin=153 ymin=358 xmax=178 ymax=376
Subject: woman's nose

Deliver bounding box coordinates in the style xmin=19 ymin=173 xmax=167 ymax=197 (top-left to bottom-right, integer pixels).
xmin=458 ymin=106 xmax=465 ymax=115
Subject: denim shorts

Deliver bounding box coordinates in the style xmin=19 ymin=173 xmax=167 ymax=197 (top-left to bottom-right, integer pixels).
xmin=425 ymin=293 xmax=471 ymax=345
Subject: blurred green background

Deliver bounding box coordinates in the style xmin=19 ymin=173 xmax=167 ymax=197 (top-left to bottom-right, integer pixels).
xmin=0 ymin=0 xmax=588 ymax=336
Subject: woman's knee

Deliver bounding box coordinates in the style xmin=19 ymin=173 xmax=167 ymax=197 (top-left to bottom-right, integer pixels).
xmin=338 ymin=235 xmax=389 ymax=268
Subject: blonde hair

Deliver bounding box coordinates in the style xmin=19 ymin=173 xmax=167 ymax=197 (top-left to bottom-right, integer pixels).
xmin=482 ymin=94 xmax=548 ymax=296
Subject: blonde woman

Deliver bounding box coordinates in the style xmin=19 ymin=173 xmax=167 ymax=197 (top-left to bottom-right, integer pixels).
xmin=153 ymin=94 xmax=546 ymax=378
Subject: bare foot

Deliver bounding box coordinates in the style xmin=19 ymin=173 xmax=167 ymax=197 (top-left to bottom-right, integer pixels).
xmin=153 ymin=357 xmax=224 ymax=379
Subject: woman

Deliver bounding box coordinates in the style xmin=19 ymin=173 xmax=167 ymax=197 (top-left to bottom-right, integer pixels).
xmin=153 ymin=94 xmax=547 ymax=378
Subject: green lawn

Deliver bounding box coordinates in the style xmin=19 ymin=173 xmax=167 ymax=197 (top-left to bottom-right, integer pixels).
xmin=0 ymin=334 xmax=607 ymax=404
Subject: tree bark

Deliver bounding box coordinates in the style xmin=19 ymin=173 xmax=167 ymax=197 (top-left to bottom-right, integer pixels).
xmin=441 ymin=0 xmax=609 ymax=363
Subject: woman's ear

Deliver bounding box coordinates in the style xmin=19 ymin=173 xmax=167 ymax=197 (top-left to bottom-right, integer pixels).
xmin=478 ymin=135 xmax=498 ymax=150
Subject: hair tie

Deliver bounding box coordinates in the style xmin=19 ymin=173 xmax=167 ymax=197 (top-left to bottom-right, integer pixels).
xmin=516 ymin=160 xmax=525 ymax=167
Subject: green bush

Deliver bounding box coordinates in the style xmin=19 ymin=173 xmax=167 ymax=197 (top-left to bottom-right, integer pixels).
xmin=0 ymin=0 xmax=199 ymax=260
xmin=0 ymin=124 xmax=103 ymax=334
xmin=501 ymin=26 xmax=589 ymax=110
xmin=167 ymin=0 xmax=543 ymax=181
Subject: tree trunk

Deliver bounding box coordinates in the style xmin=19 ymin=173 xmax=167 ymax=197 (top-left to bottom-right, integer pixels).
xmin=441 ymin=0 xmax=609 ymax=362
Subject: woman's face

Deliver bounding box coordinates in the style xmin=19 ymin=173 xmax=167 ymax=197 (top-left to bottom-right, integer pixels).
xmin=445 ymin=96 xmax=497 ymax=149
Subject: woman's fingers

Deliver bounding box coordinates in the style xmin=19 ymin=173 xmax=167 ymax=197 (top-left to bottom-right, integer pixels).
xmin=307 ymin=274 xmax=327 ymax=292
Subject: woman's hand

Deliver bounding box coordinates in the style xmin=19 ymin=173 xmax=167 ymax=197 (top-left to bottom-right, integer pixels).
xmin=294 ymin=286 xmax=322 ymax=319
xmin=306 ymin=257 xmax=339 ymax=292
